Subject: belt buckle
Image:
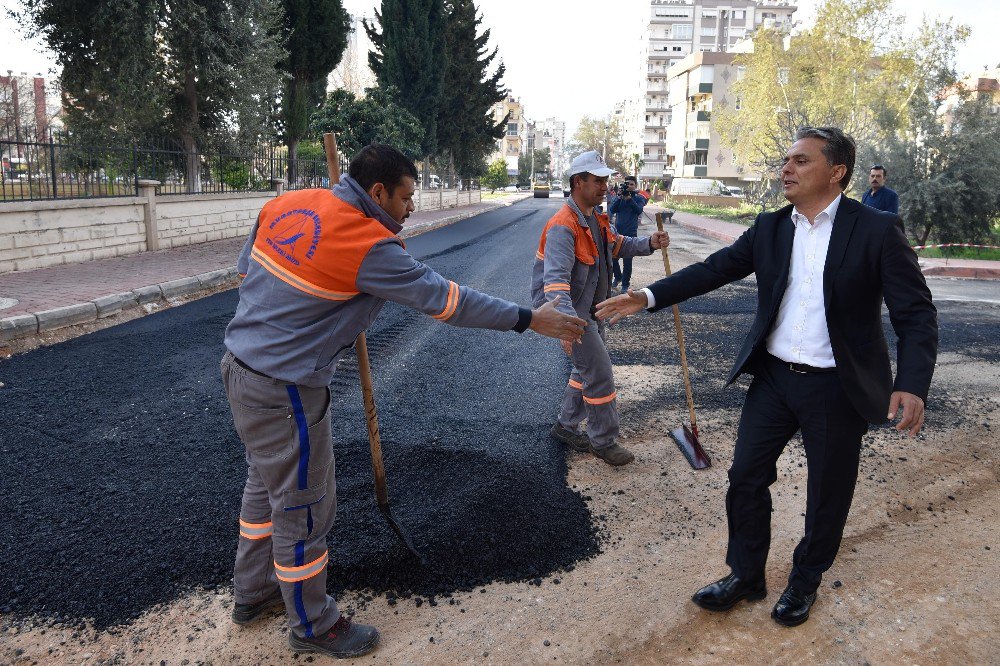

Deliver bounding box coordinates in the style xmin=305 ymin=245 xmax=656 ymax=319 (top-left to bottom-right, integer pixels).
xmin=787 ymin=362 xmax=808 ymax=374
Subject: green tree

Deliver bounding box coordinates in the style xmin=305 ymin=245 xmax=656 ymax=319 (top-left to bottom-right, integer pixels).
xmin=365 ymin=0 xmax=447 ymax=183
xmin=279 ymin=0 xmax=350 ymax=184
xmin=310 ymin=86 xmax=424 ymax=160
xmin=18 ymin=0 xmax=286 ymax=191
xmin=517 ymin=147 xmax=550 ymax=186
xmin=877 ymin=97 xmax=1000 ymax=245
xmin=436 ymin=0 xmax=506 ymax=184
xmin=482 ymin=158 xmax=509 ymax=192
xmin=715 ymin=0 xmax=970 ymax=195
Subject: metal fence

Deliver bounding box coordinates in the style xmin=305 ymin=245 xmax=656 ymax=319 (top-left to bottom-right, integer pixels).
xmin=0 ymin=128 xmax=346 ymax=202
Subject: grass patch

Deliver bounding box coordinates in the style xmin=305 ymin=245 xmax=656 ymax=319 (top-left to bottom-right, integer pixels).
xmin=656 ymin=199 xmax=758 ymax=225
xmin=914 ymin=246 xmax=1000 ymax=261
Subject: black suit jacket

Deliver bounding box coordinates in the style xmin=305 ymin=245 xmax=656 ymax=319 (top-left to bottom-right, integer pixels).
xmin=648 ymin=196 xmax=938 ymax=424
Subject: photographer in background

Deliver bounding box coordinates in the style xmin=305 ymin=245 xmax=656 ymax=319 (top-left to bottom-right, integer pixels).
xmin=609 ymin=175 xmax=648 ymax=292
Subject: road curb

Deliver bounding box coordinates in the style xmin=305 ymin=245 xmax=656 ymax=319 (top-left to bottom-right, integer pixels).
xmin=0 ymin=199 xmax=516 ymax=346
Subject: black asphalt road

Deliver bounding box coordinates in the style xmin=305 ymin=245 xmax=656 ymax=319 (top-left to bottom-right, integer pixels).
xmin=1 ymin=198 xmax=996 ymax=630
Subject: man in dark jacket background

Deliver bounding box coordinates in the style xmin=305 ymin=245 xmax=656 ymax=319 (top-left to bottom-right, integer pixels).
xmin=608 ymin=175 xmax=647 ymax=292
xmin=596 ymin=127 xmax=937 ymax=628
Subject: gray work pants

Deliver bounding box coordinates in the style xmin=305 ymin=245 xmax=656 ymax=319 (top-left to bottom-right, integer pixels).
xmin=558 ymin=320 xmax=619 ymax=449
xmin=220 ymin=351 xmax=340 ymax=639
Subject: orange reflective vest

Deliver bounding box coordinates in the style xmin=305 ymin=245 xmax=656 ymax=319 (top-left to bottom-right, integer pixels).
xmin=252 ymin=189 xmax=401 ymax=301
xmin=535 ymin=204 xmax=624 ymax=265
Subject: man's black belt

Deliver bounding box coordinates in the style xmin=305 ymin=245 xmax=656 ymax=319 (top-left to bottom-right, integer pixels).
xmin=232 ymin=354 xmax=275 ymax=379
xmin=768 ymin=353 xmax=837 ymax=374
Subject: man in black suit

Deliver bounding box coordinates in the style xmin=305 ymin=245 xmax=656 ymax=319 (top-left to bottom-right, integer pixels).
xmin=595 ymin=127 xmax=937 ymax=626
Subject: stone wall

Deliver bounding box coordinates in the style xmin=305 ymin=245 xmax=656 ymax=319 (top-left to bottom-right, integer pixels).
xmin=0 ymin=186 xmax=480 ymax=274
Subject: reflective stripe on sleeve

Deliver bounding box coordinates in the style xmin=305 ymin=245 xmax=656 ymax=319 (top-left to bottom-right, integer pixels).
xmin=568 ymin=379 xmax=583 ymax=390
xmin=583 ymin=391 xmax=617 ymax=405
xmin=535 ymin=250 xmax=544 ymax=260
xmin=239 ymin=518 xmax=273 ymax=540
xmin=544 ymin=283 xmax=571 ymax=293
xmin=432 ymin=281 xmax=460 ymax=321
xmin=275 ymin=551 xmax=329 ymax=583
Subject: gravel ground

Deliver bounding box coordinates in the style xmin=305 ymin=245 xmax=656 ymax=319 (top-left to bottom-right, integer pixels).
xmin=1 ymin=201 xmax=996 ymax=664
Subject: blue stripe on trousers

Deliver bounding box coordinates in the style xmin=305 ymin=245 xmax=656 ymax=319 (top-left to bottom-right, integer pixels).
xmin=286 ymin=386 xmax=314 ymax=637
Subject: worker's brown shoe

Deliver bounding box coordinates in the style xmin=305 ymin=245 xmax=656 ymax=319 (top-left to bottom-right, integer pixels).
xmin=550 ymin=423 xmax=591 ymax=452
xmin=288 ymin=615 xmax=380 ymax=659
xmin=590 ymin=443 xmax=634 ymax=466
xmin=232 ymin=588 xmax=284 ymax=625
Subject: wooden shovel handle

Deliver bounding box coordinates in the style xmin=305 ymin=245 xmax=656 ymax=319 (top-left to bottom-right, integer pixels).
xmin=655 ymin=212 xmax=698 ymax=432
xmin=322 ymin=132 xmax=389 ymax=506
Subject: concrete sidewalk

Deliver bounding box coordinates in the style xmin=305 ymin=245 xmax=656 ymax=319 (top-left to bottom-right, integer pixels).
xmin=646 ymin=204 xmax=1000 ymax=280
xmin=0 ymin=193 xmax=529 ymax=345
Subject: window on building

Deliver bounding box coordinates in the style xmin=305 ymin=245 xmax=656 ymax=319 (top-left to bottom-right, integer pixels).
xmin=671 ymin=24 xmax=692 ymax=39
xmin=736 ymin=65 xmax=746 ymax=81
xmin=735 ymin=96 xmax=742 ymax=110
xmin=777 ymin=67 xmax=789 ymax=85
xmin=702 ymin=9 xmax=717 ymax=18
xmin=684 ymin=150 xmax=708 ymax=166
xmin=701 ymin=27 xmax=717 ymax=37
xmin=672 ymin=46 xmax=683 ymax=52
xmin=733 ymin=9 xmax=746 ymax=19
xmin=507 ymin=123 xmax=518 ymax=136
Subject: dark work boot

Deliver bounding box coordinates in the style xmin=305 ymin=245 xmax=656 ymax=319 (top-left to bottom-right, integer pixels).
xmin=551 ymin=423 xmax=591 ymax=452
xmin=288 ymin=615 xmax=380 ymax=659
xmin=232 ymin=588 xmax=284 ymax=625
xmin=590 ymin=443 xmax=634 ymax=466
xmin=691 ymin=572 xmax=767 ymax=611
xmin=771 ymin=584 xmax=817 ymax=627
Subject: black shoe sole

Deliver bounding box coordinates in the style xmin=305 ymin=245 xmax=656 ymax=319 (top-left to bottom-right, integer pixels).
xmin=771 ymin=609 xmax=810 ymax=627
xmin=550 ymin=427 xmax=590 ymax=453
xmin=289 ymin=633 xmax=380 ymax=659
xmin=692 ymin=588 xmax=767 ymax=612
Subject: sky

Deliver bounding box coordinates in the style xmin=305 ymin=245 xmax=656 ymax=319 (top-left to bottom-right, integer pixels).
xmin=5 ymin=0 xmax=998 ymax=138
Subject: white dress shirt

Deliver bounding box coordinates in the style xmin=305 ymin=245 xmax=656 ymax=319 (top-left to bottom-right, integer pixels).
xmin=766 ymin=194 xmax=841 ymax=367
xmin=642 ymin=195 xmax=841 ymax=368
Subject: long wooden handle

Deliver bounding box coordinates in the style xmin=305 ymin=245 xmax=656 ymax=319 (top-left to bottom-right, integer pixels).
xmin=355 ymin=332 xmax=389 ymax=506
xmin=322 ymin=132 xmax=389 ymax=506
xmin=655 ymin=213 xmax=697 ymax=432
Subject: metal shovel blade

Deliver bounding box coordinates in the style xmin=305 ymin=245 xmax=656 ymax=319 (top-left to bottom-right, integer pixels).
xmin=670 ymin=425 xmax=712 ymax=470
xmin=379 ymin=503 xmax=427 ymax=566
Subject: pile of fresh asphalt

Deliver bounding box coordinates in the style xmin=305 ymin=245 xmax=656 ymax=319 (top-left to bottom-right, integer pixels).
xmin=0 ymin=203 xmax=602 ymax=630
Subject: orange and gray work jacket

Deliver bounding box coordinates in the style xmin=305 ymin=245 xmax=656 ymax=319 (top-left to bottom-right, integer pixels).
xmin=225 ymin=175 xmax=532 ymax=388
xmin=531 ymin=196 xmax=654 ymax=319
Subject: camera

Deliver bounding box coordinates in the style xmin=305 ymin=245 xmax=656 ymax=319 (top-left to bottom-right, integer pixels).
xmin=614 ymin=181 xmax=634 ymax=198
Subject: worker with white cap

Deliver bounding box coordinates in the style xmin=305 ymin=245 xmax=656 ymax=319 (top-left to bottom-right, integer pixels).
xmin=531 ymin=150 xmax=670 ymax=465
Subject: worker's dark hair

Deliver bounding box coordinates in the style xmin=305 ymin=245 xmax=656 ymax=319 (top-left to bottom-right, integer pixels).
xmin=349 ymin=144 xmax=418 ymax=195
xmin=570 ymin=172 xmax=592 ymax=192
xmin=624 ymin=175 xmax=637 ymax=184
xmin=870 ymin=164 xmax=887 ymax=176
xmin=794 ymin=126 xmax=856 ymax=191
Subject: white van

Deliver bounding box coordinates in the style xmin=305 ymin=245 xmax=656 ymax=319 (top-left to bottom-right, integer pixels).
xmin=669 ymin=178 xmax=730 ymax=197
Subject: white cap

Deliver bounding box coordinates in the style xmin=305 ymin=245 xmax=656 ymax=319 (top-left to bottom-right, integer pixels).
xmin=567 ymin=150 xmax=615 ymax=178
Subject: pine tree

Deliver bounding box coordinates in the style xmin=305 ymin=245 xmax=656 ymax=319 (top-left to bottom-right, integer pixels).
xmin=279 ymin=0 xmax=351 ymax=184
xmin=365 ymin=0 xmax=447 ymax=181
xmin=436 ymin=0 xmax=506 ymax=185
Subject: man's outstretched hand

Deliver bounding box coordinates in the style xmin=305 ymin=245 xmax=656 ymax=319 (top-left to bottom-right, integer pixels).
xmin=530 ymin=295 xmax=587 ymax=342
xmin=887 ymin=391 xmax=925 ymax=437
xmin=650 ymin=230 xmax=670 ymax=249
xmin=595 ymin=289 xmax=649 ymax=325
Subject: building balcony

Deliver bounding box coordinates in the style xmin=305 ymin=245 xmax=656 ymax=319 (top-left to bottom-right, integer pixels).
xmin=687 ymin=110 xmax=711 ymax=123
xmin=682 ymin=165 xmax=709 ymax=177
xmin=685 ymin=138 xmax=710 ymax=150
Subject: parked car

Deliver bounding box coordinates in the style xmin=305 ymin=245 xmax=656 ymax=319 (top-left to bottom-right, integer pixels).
xmin=669 ymin=177 xmax=730 ymax=197
xmin=726 ymin=186 xmax=745 ymax=197
xmin=503 ymin=184 xmax=518 ymax=192
xmin=563 ymin=181 xmax=571 ymax=197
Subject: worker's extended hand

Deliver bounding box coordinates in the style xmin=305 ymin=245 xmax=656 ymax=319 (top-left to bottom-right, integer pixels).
xmin=887 ymin=391 xmax=925 ymax=437
xmin=650 ymin=231 xmax=670 ymax=250
xmin=595 ymin=289 xmax=649 ymax=325
xmin=530 ymin=295 xmax=587 ymax=342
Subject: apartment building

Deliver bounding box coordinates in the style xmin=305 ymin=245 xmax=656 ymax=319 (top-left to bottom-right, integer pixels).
xmin=533 ymin=117 xmax=567 ymax=179
xmin=636 ymin=0 xmax=797 ymax=182
xmin=490 ymin=95 xmax=527 ymax=178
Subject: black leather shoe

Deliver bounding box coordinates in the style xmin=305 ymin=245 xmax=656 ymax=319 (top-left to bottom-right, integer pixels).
xmin=771 ymin=584 xmax=817 ymax=627
xmin=691 ymin=573 xmax=767 ymax=611
xmin=232 ymin=588 xmax=284 ymax=625
xmin=550 ymin=423 xmax=591 ymax=452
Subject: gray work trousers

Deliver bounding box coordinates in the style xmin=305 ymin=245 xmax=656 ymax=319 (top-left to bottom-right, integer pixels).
xmin=558 ymin=320 xmax=620 ymax=449
xmin=220 ymin=351 xmax=340 ymax=639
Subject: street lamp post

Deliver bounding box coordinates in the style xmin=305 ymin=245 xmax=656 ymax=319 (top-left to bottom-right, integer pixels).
xmin=602 ymin=124 xmax=609 ymax=163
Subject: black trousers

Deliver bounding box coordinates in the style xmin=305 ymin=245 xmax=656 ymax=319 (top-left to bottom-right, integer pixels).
xmin=725 ymin=354 xmax=869 ymax=594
